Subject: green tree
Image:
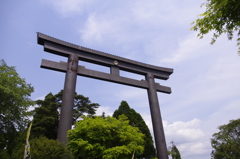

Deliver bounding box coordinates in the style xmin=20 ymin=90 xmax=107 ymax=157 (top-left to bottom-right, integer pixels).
xmin=67 ymin=115 xmax=145 ymax=159
xmin=55 ymin=90 xmax=100 ymax=125
xmin=0 ymin=60 xmax=34 ymax=156
xmin=30 ymin=137 xmax=68 ymax=159
xmin=31 ymin=93 xmax=59 ymax=139
xmin=191 ymin=0 xmax=240 ymax=53
xmin=168 ymin=141 xmax=181 ymax=159
xmin=113 ymin=101 xmax=156 ymax=159
xmin=211 ymin=118 xmax=240 ymax=159
xmin=31 ymin=90 xmax=100 ymax=139
xmin=12 ymin=136 xmax=68 ymax=159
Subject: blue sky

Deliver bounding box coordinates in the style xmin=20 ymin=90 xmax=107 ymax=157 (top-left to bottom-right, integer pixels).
xmin=1 ymin=0 xmax=240 ymax=158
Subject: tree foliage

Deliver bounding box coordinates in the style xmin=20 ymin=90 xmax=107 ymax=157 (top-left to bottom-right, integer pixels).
xmin=191 ymin=0 xmax=240 ymax=53
xmin=31 ymin=93 xmax=59 ymax=139
xmin=55 ymin=90 xmax=100 ymax=125
xmin=113 ymin=101 xmax=156 ymax=159
xmin=168 ymin=141 xmax=181 ymax=159
xmin=11 ymin=133 xmax=68 ymax=159
xmin=30 ymin=137 xmax=68 ymax=159
xmin=10 ymin=136 xmax=68 ymax=159
xmin=0 ymin=59 xmax=34 ymax=156
xmin=67 ymin=115 xmax=145 ymax=159
xmin=31 ymin=90 xmax=100 ymax=139
xmin=211 ymin=118 xmax=240 ymax=159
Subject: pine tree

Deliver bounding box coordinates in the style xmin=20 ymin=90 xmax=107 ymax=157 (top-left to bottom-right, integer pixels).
xmin=113 ymin=101 xmax=156 ymax=159
xmin=31 ymin=90 xmax=100 ymax=139
xmin=55 ymin=90 xmax=100 ymax=124
xmin=31 ymin=93 xmax=59 ymax=139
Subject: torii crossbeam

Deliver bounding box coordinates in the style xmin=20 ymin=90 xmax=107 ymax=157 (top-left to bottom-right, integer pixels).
xmin=37 ymin=32 xmax=173 ymax=159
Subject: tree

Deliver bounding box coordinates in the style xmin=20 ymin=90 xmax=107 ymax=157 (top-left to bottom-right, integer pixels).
xmin=168 ymin=141 xmax=181 ymax=159
xmin=191 ymin=0 xmax=240 ymax=53
xmin=30 ymin=137 xmax=68 ymax=159
xmin=67 ymin=115 xmax=145 ymax=159
xmin=31 ymin=93 xmax=59 ymax=139
xmin=113 ymin=101 xmax=156 ymax=159
xmin=211 ymin=118 xmax=240 ymax=159
xmin=55 ymin=90 xmax=100 ymax=125
xmin=12 ymin=136 xmax=68 ymax=159
xmin=31 ymin=90 xmax=100 ymax=139
xmin=0 ymin=60 xmax=34 ymax=156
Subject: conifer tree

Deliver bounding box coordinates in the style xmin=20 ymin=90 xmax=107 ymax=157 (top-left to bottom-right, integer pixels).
xmin=113 ymin=101 xmax=156 ymax=159
xmin=31 ymin=90 xmax=100 ymax=139
xmin=31 ymin=93 xmax=59 ymax=139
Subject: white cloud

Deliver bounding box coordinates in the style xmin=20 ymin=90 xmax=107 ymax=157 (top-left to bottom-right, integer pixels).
xmin=79 ymin=14 xmax=122 ymax=44
xmin=131 ymin=0 xmax=203 ymax=26
xmin=95 ymin=106 xmax=113 ymax=117
xmin=160 ymin=33 xmax=208 ymax=63
xmin=141 ymin=115 xmax=209 ymax=158
xmin=204 ymin=99 xmax=240 ymax=133
xmin=164 ymin=118 xmax=204 ymax=143
xmin=41 ymin=0 xmax=95 ymax=17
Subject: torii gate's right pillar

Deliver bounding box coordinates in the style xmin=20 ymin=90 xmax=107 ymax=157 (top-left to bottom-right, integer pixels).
xmin=147 ymin=73 xmax=168 ymax=159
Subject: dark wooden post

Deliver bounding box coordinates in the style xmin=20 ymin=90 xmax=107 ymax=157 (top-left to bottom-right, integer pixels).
xmin=57 ymin=54 xmax=78 ymax=144
xmin=147 ymin=73 xmax=169 ymax=159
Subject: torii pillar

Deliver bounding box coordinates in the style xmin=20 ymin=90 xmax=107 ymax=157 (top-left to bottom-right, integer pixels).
xmin=57 ymin=54 xmax=78 ymax=144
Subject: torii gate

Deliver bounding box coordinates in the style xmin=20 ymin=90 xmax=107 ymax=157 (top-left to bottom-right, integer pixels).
xmin=37 ymin=33 xmax=173 ymax=159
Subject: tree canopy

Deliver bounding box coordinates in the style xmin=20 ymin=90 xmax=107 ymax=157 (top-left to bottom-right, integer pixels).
xmin=12 ymin=136 xmax=68 ymax=159
xmin=30 ymin=137 xmax=68 ymax=159
xmin=31 ymin=90 xmax=100 ymax=139
xmin=55 ymin=90 xmax=100 ymax=125
xmin=0 ymin=59 xmax=34 ymax=156
xmin=67 ymin=115 xmax=145 ymax=159
xmin=113 ymin=101 xmax=156 ymax=159
xmin=211 ymin=118 xmax=240 ymax=159
xmin=31 ymin=93 xmax=59 ymax=139
xmin=191 ymin=0 xmax=240 ymax=53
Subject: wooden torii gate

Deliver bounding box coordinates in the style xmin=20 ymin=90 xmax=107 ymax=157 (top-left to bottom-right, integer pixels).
xmin=37 ymin=32 xmax=173 ymax=159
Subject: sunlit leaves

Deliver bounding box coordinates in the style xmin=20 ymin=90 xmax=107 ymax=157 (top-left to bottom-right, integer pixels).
xmin=191 ymin=0 xmax=240 ymax=53
xmin=67 ymin=115 xmax=145 ymax=159
xmin=113 ymin=101 xmax=156 ymax=158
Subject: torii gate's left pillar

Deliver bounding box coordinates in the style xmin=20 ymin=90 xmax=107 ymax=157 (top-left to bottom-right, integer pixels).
xmin=57 ymin=54 xmax=79 ymax=144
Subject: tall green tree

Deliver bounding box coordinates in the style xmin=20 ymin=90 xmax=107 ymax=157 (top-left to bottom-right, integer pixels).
xmin=0 ymin=59 xmax=34 ymax=156
xmin=67 ymin=115 xmax=145 ymax=159
xmin=113 ymin=101 xmax=156 ymax=159
xmin=191 ymin=0 xmax=240 ymax=53
xmin=31 ymin=90 xmax=100 ymax=139
xmin=211 ymin=118 xmax=240 ymax=159
xmin=55 ymin=90 xmax=100 ymax=125
xmin=31 ymin=93 xmax=59 ymax=139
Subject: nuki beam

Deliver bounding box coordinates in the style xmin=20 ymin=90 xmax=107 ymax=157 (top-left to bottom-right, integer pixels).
xmin=41 ymin=59 xmax=171 ymax=94
xmin=37 ymin=32 xmax=173 ymax=159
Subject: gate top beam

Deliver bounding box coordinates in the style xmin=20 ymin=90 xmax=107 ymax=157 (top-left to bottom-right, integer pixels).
xmin=37 ymin=33 xmax=173 ymax=80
